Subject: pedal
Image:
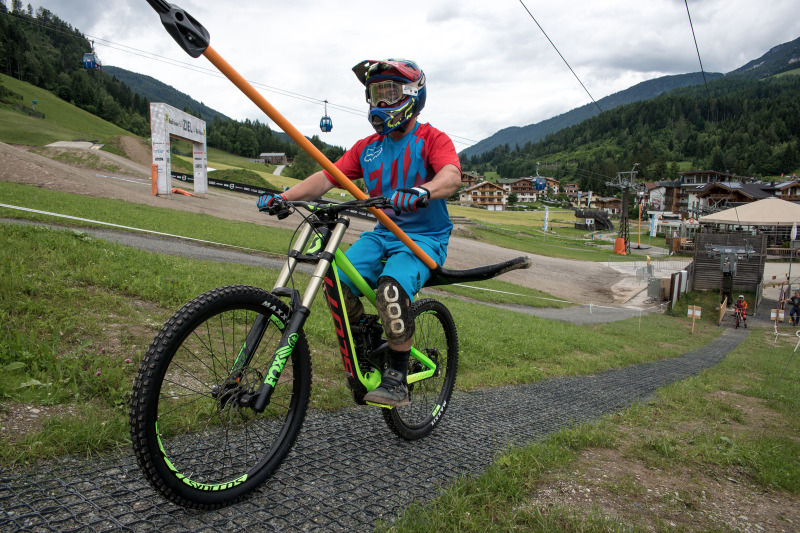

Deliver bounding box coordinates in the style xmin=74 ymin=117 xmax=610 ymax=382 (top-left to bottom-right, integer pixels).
xmin=365 ymin=400 xmax=395 ymax=409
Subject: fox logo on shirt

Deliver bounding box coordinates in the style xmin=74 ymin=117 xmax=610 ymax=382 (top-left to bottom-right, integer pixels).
xmin=363 ymin=146 xmax=383 ymax=162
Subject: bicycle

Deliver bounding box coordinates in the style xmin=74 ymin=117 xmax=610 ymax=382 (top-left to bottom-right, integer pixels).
xmin=734 ymin=307 xmax=747 ymax=329
xmin=129 ymin=196 xmax=530 ymax=509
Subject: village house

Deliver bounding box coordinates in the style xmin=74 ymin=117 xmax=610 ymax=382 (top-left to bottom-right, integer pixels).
xmin=674 ymin=170 xmax=751 ymax=217
xmin=544 ymin=176 xmax=559 ymax=196
xmin=596 ymin=197 xmax=622 ymax=214
xmin=459 ymin=181 xmax=507 ymax=211
xmin=498 ymin=177 xmax=538 ymax=203
xmin=563 ymin=183 xmax=579 ymax=201
xmin=771 ymin=179 xmax=800 ymax=201
xmin=460 ymin=171 xmax=483 ymax=189
xmin=258 ymin=152 xmax=288 ymax=164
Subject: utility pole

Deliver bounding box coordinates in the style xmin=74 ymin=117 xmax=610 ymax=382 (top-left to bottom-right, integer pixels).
xmin=606 ymin=164 xmax=641 ymax=254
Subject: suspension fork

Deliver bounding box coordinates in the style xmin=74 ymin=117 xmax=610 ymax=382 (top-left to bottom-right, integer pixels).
xmin=249 ymin=219 xmax=350 ymax=412
xmin=221 ymin=221 xmax=316 ymax=381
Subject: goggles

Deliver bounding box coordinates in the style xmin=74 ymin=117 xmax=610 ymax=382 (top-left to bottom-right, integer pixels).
xmin=367 ymin=80 xmax=418 ymax=107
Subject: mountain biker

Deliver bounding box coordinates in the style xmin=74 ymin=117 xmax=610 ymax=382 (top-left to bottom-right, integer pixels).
xmin=257 ymin=59 xmax=462 ymax=406
xmin=781 ymin=290 xmax=800 ymax=326
xmin=735 ymin=294 xmax=748 ymax=328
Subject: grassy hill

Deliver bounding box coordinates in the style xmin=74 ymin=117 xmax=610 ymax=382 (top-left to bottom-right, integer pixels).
xmin=0 ymin=73 xmax=133 ymax=146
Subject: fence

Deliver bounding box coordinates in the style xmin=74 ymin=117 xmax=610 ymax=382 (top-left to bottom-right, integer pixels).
xmin=607 ymin=258 xmax=692 ymax=275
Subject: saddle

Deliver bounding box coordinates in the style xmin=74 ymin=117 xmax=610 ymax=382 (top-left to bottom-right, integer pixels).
xmin=425 ymin=256 xmax=532 ymax=287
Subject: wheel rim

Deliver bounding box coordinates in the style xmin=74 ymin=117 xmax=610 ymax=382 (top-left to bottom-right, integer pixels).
xmin=153 ymin=305 xmax=300 ymax=489
xmin=395 ymin=305 xmax=454 ymax=429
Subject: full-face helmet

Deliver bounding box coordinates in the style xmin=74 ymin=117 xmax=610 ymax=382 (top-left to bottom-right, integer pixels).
xmin=352 ymin=59 xmax=426 ymax=135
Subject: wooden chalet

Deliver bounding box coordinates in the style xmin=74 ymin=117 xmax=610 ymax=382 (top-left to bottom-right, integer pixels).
xmin=596 ymin=197 xmax=622 ymax=214
xmin=459 ymin=181 xmax=507 ymax=211
xmin=460 ymin=171 xmax=483 ymax=189
xmin=498 ymin=177 xmax=538 ymax=203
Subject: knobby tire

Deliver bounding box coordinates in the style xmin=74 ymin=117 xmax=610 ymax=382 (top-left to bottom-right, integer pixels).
xmin=382 ymin=298 xmax=458 ymax=440
xmin=129 ymin=285 xmax=311 ymax=509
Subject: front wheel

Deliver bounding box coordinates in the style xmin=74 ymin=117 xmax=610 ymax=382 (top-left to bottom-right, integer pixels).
xmin=382 ymin=298 xmax=458 ymax=440
xmin=129 ymin=285 xmax=311 ymax=509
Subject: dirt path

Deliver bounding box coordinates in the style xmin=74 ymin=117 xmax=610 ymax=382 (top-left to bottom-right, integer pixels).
xmin=0 ymin=140 xmax=637 ymax=305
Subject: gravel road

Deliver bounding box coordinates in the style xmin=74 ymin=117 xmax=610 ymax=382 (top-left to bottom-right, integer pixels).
xmin=0 ymin=141 xmax=638 ymax=306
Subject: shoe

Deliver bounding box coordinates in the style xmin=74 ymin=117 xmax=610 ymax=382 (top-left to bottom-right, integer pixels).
xmin=363 ymin=368 xmax=409 ymax=407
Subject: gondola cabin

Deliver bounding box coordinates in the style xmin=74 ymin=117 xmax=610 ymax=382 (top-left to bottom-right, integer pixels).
xmin=83 ymin=41 xmax=101 ymax=70
xmin=319 ymin=99 xmax=332 ymax=132
xmin=319 ymin=115 xmax=332 ymax=132
xmin=83 ymin=52 xmax=101 ymax=70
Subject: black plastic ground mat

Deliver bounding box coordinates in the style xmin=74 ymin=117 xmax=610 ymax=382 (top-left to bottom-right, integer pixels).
xmin=0 ymin=328 xmax=747 ymax=532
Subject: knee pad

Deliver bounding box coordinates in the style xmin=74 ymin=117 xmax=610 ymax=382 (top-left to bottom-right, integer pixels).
xmin=375 ymin=277 xmax=414 ymax=345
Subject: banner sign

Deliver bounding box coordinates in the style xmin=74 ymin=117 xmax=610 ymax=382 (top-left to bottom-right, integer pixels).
xmin=650 ymin=214 xmax=658 ymax=237
xmin=150 ymin=103 xmax=207 ymax=195
xmin=543 ymin=206 xmax=549 ymax=231
xmin=171 ymin=172 xmax=278 ymax=197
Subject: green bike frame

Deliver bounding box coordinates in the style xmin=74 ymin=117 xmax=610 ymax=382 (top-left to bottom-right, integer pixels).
xmin=247 ymin=213 xmax=437 ymax=411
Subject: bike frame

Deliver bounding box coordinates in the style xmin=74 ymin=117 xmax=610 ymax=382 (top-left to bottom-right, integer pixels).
xmin=246 ymin=212 xmax=437 ymax=411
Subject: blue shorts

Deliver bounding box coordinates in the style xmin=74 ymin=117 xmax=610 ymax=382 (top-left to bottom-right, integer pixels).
xmin=337 ymin=229 xmax=448 ymax=301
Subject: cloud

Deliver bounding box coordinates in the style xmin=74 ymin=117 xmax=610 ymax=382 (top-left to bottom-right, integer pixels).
xmin=25 ymin=0 xmax=800 ymax=150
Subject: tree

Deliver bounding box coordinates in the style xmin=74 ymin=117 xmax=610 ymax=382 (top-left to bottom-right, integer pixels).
xmin=285 ymin=151 xmax=320 ymax=181
xmin=236 ymin=127 xmax=258 ymax=158
xmin=507 ymin=192 xmax=518 ymax=205
xmin=710 ymin=149 xmax=725 ymax=172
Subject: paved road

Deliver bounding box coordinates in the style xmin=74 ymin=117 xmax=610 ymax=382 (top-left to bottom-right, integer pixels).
xmin=0 ymin=329 xmax=748 ymax=532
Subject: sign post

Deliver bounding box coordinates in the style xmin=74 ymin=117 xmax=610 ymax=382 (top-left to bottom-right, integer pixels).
xmin=788 ymin=222 xmax=797 ymax=294
xmin=149 ymin=102 xmax=207 ymax=196
xmin=688 ymin=305 xmax=701 ymax=334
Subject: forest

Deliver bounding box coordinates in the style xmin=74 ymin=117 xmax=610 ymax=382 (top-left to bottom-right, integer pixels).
xmin=463 ymin=74 xmax=800 ymax=196
xmin=0 ymin=2 xmax=342 ymax=163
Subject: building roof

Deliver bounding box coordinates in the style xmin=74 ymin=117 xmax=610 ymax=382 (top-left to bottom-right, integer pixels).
xmin=696 ymin=181 xmax=776 ymax=200
xmin=698 ymin=197 xmax=800 ymax=226
xmin=464 ymin=181 xmax=506 ymax=192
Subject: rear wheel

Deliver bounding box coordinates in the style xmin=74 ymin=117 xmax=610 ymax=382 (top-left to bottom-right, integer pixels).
xmin=382 ymin=299 xmax=458 ymax=440
xmin=129 ymin=285 xmax=311 ymax=509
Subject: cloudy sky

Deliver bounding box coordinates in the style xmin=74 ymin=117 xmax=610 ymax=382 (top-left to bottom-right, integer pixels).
xmin=26 ymin=0 xmax=800 ymax=150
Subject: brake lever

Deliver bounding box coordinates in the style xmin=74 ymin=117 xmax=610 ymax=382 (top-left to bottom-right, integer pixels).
xmin=267 ymin=199 xmax=292 ymax=219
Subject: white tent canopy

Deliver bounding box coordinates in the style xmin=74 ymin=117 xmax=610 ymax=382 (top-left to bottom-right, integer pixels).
xmin=698 ymin=197 xmax=800 ymax=226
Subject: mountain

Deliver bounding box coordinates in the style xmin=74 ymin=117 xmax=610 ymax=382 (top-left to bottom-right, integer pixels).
xmin=462 ymin=35 xmax=800 ymax=159
xmin=103 ymin=65 xmax=231 ymax=123
xmin=460 ymin=72 xmax=722 ymax=158
xmin=102 ymin=65 xmax=298 ymax=146
xmin=727 ymin=35 xmax=800 ymax=78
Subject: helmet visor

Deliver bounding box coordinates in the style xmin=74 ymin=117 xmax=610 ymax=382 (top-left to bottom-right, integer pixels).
xmin=367 ymin=81 xmax=404 ymax=106
xmin=367 ymin=81 xmax=418 ymax=107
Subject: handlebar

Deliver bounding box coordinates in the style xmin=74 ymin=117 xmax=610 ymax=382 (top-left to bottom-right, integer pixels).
xmin=264 ymin=196 xmax=421 ymax=219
